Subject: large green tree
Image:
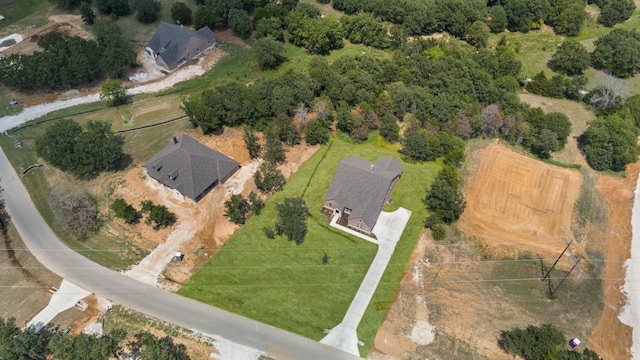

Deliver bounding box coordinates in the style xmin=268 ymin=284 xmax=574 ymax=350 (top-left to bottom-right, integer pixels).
xmin=36 ymin=119 xmax=126 ymax=179
xmin=243 ymin=126 xmax=261 ymax=159
xmin=274 ymin=197 xmax=309 ymax=244
xmin=548 ymin=40 xmax=590 ymax=76
xmin=224 ymin=194 xmax=250 ymax=225
xmin=171 ymin=1 xmax=193 ymax=25
xmin=578 ymin=114 xmax=640 ymax=171
xmin=425 ymin=167 xmax=466 ymax=224
xmin=133 ymin=0 xmax=161 ymax=24
xmin=255 ymin=36 xmax=285 ymax=70
xmin=254 ymin=161 xmax=285 ymax=193
xmin=592 ymin=28 xmax=640 ymax=78
xmin=598 ymin=0 xmax=635 ymax=27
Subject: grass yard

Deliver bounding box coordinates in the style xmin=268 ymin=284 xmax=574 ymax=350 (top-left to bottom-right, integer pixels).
xmin=0 ymin=0 xmax=49 ymax=30
xmin=179 ymin=136 xmax=440 ymax=356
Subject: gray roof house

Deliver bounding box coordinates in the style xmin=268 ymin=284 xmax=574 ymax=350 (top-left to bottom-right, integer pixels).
xmin=324 ymin=156 xmax=403 ymax=233
xmin=142 ymin=134 xmax=239 ymax=202
xmin=145 ymin=22 xmax=215 ymax=72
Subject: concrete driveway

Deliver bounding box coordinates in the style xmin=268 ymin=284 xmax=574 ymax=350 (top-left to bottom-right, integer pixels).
xmin=321 ymin=207 xmax=412 ymax=356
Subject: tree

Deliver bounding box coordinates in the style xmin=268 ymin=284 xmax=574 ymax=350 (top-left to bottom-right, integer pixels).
xmin=340 ymin=12 xmax=389 ymax=49
xmin=243 ymin=126 xmax=261 ymax=159
xmin=80 ymin=2 xmax=96 ymax=25
xmin=548 ymin=40 xmax=590 ymax=76
xmin=530 ymin=128 xmax=560 ymax=158
xmin=274 ymin=197 xmax=308 ymax=244
xmin=265 ymin=129 xmax=286 ymax=163
xmin=111 ymin=198 xmax=138 ymax=224
xmin=248 ymin=191 xmax=264 ymax=215
xmin=96 ymin=0 xmax=131 ymax=16
xmin=193 ymin=5 xmax=215 ymax=30
xmin=498 ymin=324 xmax=565 ymax=360
xmin=224 ymin=194 xmax=250 ymax=225
xmin=578 ymin=114 xmax=640 ymax=171
xmin=466 ymin=21 xmax=490 ymax=48
xmin=133 ymin=0 xmax=161 ymax=24
xmin=171 ymin=2 xmax=192 ymax=25
xmin=592 ymin=28 xmax=640 ymax=78
xmin=550 ymin=2 xmax=586 ymax=36
xmin=402 ymin=130 xmax=430 ymax=161
xmin=255 ymin=36 xmax=285 ymax=70
xmin=228 ymin=9 xmax=251 ymax=38
xmin=304 ymin=118 xmax=330 ymax=145
xmin=134 ymin=332 xmax=190 ymax=360
xmin=380 ymin=113 xmax=400 ymax=142
xmin=100 ymin=79 xmax=128 ymax=106
xmin=49 ymin=329 xmax=126 ymax=360
xmin=289 ymin=17 xmax=344 ymax=55
xmin=488 ymin=5 xmax=508 ymax=33
xmin=598 ymin=0 xmax=635 ymax=27
xmin=35 ymin=119 xmax=126 ymax=179
xmin=48 ymin=188 xmax=100 ymax=241
xmin=254 ymin=161 xmax=285 ymax=193
xmin=140 ymin=201 xmax=175 ymax=229
xmin=255 ymin=17 xmax=284 ymax=41
xmin=426 ymin=168 xmax=466 ymax=224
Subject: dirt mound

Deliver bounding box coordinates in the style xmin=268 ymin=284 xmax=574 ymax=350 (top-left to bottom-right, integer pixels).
xmin=458 ymin=143 xmax=583 ymax=260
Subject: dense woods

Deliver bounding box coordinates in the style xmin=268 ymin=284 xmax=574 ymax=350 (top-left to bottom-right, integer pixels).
xmin=0 ymin=20 xmax=134 ymax=90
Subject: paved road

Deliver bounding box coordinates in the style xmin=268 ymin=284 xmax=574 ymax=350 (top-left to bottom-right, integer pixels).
xmin=0 ymin=146 xmax=360 ymax=360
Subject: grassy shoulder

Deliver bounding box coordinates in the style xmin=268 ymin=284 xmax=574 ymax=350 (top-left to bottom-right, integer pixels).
xmin=179 ymin=136 xmax=440 ymax=356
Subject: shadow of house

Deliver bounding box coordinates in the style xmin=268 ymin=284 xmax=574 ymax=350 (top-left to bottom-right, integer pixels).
xmin=323 ymin=156 xmax=403 ymax=234
xmin=145 ymin=22 xmax=215 ymax=72
xmin=142 ymin=134 xmax=239 ymax=202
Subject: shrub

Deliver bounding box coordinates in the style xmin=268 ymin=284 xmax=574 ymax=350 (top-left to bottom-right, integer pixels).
xmin=431 ymin=224 xmax=446 ymax=240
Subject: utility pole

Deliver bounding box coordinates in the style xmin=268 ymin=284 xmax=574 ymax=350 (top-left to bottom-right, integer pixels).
xmin=541 ymin=236 xmax=583 ymax=298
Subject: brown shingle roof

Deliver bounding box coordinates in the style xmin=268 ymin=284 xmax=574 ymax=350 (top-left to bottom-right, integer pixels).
xmin=324 ymin=156 xmax=403 ymax=229
xmin=142 ymin=134 xmax=238 ymax=201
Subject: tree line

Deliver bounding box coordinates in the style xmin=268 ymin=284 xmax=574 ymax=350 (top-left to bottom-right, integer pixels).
xmin=0 ymin=19 xmax=135 ymax=90
xmin=0 ymin=317 xmax=191 ymax=360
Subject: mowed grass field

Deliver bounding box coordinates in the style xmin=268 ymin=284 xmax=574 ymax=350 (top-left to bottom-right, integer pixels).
xmin=179 ymin=137 xmax=440 ymax=356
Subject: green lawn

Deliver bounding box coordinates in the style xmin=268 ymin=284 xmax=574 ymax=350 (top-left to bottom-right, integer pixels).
xmin=0 ymin=0 xmax=49 ymax=30
xmin=179 ymin=137 xmax=440 ymax=356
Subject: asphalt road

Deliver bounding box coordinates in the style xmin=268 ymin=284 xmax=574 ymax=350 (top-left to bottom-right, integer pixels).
xmin=0 ymin=146 xmax=360 ymax=360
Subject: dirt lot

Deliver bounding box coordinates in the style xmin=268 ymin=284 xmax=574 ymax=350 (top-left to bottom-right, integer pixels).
xmin=458 ymin=143 xmax=584 ymax=259
xmin=588 ymin=161 xmax=638 ymax=360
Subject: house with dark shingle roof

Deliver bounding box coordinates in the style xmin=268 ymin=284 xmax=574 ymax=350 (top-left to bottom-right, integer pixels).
xmin=145 ymin=22 xmax=215 ymax=72
xmin=142 ymin=134 xmax=239 ymax=202
xmin=324 ymin=156 xmax=403 ymax=233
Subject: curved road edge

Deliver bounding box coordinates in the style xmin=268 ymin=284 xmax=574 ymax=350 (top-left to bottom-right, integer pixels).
xmin=0 ymin=146 xmax=360 ymax=360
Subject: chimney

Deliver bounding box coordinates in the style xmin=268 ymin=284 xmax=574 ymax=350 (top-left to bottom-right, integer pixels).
xmin=172 ymin=135 xmax=178 ymax=144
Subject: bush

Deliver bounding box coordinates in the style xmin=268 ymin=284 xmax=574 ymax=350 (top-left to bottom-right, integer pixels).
xmin=140 ymin=200 xmax=176 ymax=229
xmin=263 ymin=227 xmax=275 ymax=239
xmin=431 ymin=224 xmax=446 ymax=240
xmin=110 ymin=198 xmax=138 ymax=224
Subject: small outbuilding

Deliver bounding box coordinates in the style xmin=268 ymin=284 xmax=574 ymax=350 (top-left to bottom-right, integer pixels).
xmin=145 ymin=22 xmax=215 ymax=72
xmin=142 ymin=134 xmax=239 ymax=202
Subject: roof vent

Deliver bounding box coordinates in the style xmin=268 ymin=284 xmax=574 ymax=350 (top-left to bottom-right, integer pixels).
xmin=370 ymin=164 xmax=374 ymax=171
xmin=172 ymin=135 xmax=178 ymax=144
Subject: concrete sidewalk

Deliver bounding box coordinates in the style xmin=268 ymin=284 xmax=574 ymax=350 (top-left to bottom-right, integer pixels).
xmin=27 ymin=279 xmax=91 ymax=330
xmin=320 ymin=208 xmax=412 ymax=356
